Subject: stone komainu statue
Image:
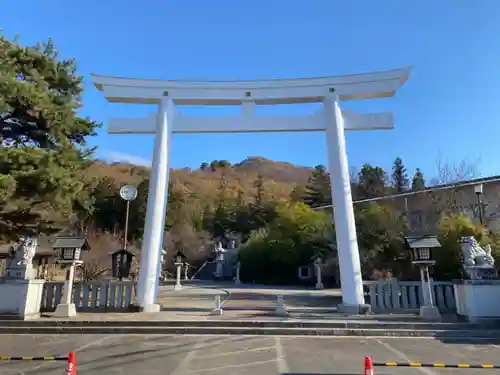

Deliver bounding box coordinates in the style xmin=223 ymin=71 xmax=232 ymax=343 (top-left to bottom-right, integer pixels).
xmin=460 ymin=236 xmax=495 ymax=268
xmin=8 ymin=236 xmax=37 ymax=265
xmin=3 ymin=236 xmax=38 ymax=279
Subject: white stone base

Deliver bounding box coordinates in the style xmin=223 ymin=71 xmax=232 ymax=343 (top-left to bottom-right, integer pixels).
xmin=337 ymin=303 xmax=372 ymax=315
xmin=275 ymin=308 xmax=288 ymax=317
xmin=53 ymin=303 xmax=77 ymax=318
xmin=173 ymin=284 xmax=183 ymax=291
xmin=210 ymin=308 xmax=223 ymax=316
xmin=315 ymin=282 xmax=324 ymax=290
xmin=0 ymin=279 xmax=45 ymax=320
xmin=140 ymin=304 xmax=162 ymax=313
xmin=454 ymin=280 xmax=500 ymax=322
xmin=419 ymin=305 xmax=441 ymax=321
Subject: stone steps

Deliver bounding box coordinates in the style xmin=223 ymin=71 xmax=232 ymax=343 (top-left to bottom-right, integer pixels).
xmin=1 ymin=316 xmax=499 ymax=337
xmin=0 ymin=318 xmax=499 ymax=329
xmin=0 ymin=324 xmax=499 ymax=337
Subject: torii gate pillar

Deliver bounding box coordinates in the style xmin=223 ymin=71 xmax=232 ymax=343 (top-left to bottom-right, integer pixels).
xmin=135 ymin=98 xmax=173 ymax=311
xmin=324 ymin=95 xmax=365 ymax=311
xmin=91 ymin=67 xmax=410 ymax=313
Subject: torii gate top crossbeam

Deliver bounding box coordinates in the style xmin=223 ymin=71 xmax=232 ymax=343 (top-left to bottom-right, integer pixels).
xmin=90 ymin=67 xmax=411 ymax=105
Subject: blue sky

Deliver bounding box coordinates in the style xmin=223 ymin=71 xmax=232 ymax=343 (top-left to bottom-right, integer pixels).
xmin=2 ymin=0 xmax=500 ymax=181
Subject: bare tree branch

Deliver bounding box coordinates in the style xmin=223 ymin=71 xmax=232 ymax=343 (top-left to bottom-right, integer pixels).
xmin=429 ymin=155 xmax=481 ymax=216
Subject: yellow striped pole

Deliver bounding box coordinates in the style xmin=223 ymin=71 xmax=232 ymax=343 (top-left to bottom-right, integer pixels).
xmin=374 ymin=362 xmax=500 ymax=369
xmin=0 ymin=356 xmax=68 ymax=361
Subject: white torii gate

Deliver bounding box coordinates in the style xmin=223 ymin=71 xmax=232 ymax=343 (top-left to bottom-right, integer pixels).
xmin=91 ymin=67 xmax=411 ymax=313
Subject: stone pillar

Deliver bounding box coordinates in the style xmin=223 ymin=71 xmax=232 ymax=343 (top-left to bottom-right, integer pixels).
xmin=54 ymin=262 xmax=78 ymax=317
xmin=314 ymin=260 xmax=324 ymax=290
xmin=174 ymin=263 xmax=183 ymax=291
xmin=136 ymin=98 xmax=174 ymax=312
xmin=215 ymin=260 xmax=223 ymax=279
xmin=210 ymin=294 xmax=223 ymax=315
xmin=184 ymin=264 xmax=189 ymax=280
xmin=235 ymin=261 xmax=241 ymax=285
xmin=324 ymin=95 xmax=368 ymax=313
xmin=419 ymin=265 xmax=441 ymax=320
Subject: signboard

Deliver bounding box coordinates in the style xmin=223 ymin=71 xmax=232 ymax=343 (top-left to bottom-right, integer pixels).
xmin=111 ymin=249 xmax=134 ymax=279
xmin=119 ymin=185 xmax=138 ymax=201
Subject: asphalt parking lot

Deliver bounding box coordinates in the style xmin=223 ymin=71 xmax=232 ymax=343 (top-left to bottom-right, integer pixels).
xmin=0 ymin=335 xmax=500 ymax=375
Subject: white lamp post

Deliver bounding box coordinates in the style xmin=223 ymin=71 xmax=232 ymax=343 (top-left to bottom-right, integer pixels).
xmin=119 ymin=185 xmax=138 ymax=250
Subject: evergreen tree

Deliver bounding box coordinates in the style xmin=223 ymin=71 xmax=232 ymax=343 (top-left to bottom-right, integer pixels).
xmin=357 ymin=164 xmax=386 ymax=199
xmin=212 ymin=173 xmax=231 ymax=240
xmin=303 ymin=165 xmax=331 ymax=208
xmin=254 ymin=173 xmax=264 ymax=205
xmin=411 ymin=168 xmax=426 ymax=190
xmin=0 ymin=36 xmax=100 ymax=240
xmin=391 ymin=157 xmax=409 ymax=193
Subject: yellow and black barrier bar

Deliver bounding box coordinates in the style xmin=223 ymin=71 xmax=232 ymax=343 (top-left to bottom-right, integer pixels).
xmin=374 ymin=362 xmax=500 ymax=369
xmin=0 ymin=356 xmax=68 ymax=361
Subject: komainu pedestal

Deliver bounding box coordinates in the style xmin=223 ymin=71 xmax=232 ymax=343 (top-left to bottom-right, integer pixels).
xmin=454 ymin=236 xmax=500 ymax=322
xmin=0 ymin=236 xmax=45 ymax=320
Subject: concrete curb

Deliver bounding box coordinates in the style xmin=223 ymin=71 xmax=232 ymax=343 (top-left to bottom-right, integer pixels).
xmin=0 ymin=320 xmax=495 ymax=330
xmin=0 ymin=326 xmax=499 ymax=337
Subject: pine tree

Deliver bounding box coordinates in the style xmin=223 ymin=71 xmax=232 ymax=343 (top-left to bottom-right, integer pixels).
xmin=0 ymin=36 xmax=100 ymax=240
xmin=411 ymin=168 xmax=426 ymax=190
xmin=357 ymin=164 xmax=387 ymax=199
xmin=391 ymin=157 xmax=409 ymax=193
xmin=303 ymin=165 xmax=331 ymax=208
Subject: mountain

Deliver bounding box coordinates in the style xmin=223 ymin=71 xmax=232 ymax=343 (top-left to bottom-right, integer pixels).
xmin=88 ymin=156 xmax=313 ymax=203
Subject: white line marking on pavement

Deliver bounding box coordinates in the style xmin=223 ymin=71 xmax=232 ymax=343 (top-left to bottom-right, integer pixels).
xmin=170 ymin=337 xmax=214 ymax=375
xmin=195 ymin=345 xmax=276 ymax=359
xmin=74 ymin=335 xmax=113 ymax=352
xmin=275 ymin=337 xmax=290 ymax=375
xmin=374 ymin=338 xmax=438 ymax=375
xmin=185 ymin=359 xmax=277 ymax=373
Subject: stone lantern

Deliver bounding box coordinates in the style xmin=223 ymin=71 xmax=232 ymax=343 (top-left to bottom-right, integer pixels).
xmin=52 ymin=236 xmax=90 ymax=317
xmin=312 ymin=255 xmax=324 ymax=290
xmin=404 ymin=235 xmax=441 ymax=320
xmin=174 ymin=249 xmax=186 ymax=291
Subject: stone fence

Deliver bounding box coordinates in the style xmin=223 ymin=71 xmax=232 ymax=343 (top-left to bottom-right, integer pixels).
xmin=41 ymin=281 xmax=135 ymax=312
xmin=39 ymin=279 xmax=457 ymax=314
xmin=363 ymin=280 xmax=456 ymax=313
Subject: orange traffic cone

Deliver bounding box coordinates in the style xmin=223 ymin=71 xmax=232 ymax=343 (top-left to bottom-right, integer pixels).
xmin=364 ymin=356 xmax=374 ymax=375
xmin=66 ymin=352 xmax=76 ymax=375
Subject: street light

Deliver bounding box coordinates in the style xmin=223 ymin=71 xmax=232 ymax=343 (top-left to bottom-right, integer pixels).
xmin=119 ymin=185 xmax=138 ymax=250
xmin=474 ymin=184 xmax=484 ymax=224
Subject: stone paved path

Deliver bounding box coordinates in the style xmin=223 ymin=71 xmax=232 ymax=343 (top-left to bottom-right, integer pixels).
xmin=1 ymin=334 xmax=500 ymax=375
